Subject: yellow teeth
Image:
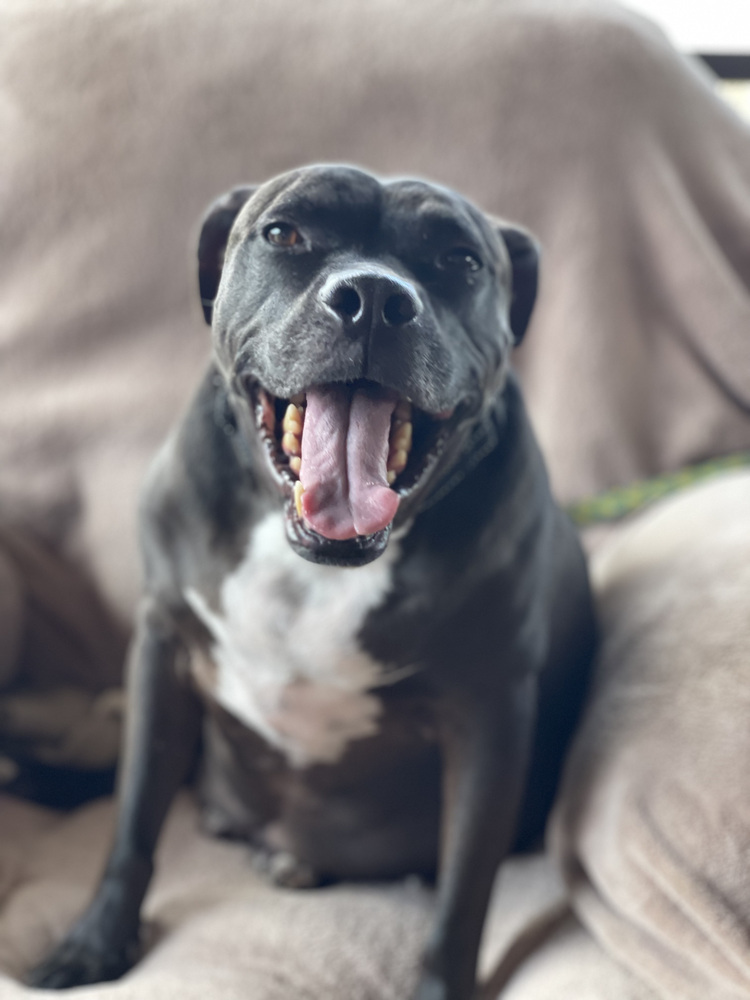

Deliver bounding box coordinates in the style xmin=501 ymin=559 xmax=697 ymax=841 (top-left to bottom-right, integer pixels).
xmin=388 ymin=448 xmax=409 ymax=475
xmin=281 ymin=403 xmax=304 ymax=465
xmin=386 ymin=401 xmax=413 ymax=484
xmin=282 ymin=403 xmax=304 ymax=435
xmin=281 ymin=432 xmax=301 ymax=456
xmin=390 ymin=421 xmax=412 ymax=452
xmin=294 ymin=480 xmax=305 ymax=517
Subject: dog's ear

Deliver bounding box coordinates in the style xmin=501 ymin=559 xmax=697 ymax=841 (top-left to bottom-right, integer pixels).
xmin=198 ymin=186 xmax=257 ymax=325
xmin=497 ymin=225 xmax=540 ymax=345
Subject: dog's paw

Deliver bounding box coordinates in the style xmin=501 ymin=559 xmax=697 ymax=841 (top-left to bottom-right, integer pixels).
xmin=27 ymin=933 xmax=139 ymax=990
xmin=251 ymin=846 xmax=320 ymax=889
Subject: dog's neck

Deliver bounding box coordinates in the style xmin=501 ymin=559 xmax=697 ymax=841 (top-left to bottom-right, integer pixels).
xmin=405 ymin=374 xmax=519 ymax=520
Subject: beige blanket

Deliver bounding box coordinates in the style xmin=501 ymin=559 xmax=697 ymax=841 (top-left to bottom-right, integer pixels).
xmin=1 ymin=0 xmax=749 ymax=996
xmin=0 ymin=791 xmax=655 ymax=1000
xmin=552 ymin=471 xmax=750 ymax=1000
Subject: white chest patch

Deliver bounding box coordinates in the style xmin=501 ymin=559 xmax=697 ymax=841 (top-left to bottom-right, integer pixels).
xmin=185 ymin=513 xmax=402 ymax=768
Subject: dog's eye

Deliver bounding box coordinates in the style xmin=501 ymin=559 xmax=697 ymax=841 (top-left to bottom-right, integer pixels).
xmin=438 ymin=248 xmax=483 ymax=273
xmin=264 ymin=223 xmax=302 ymax=248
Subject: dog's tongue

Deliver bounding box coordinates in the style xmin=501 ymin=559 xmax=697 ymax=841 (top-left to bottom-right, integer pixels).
xmin=299 ymin=384 xmax=400 ymax=540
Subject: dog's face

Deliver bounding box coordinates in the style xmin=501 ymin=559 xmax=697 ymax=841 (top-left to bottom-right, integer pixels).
xmin=198 ymin=165 xmax=538 ymax=566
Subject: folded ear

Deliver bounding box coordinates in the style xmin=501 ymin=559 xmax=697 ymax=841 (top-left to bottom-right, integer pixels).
xmin=497 ymin=225 xmax=540 ymax=345
xmin=197 ymin=186 xmax=257 ymax=325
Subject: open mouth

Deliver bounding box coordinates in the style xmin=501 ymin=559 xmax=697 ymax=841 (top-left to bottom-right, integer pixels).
xmin=246 ymin=378 xmax=454 ymax=565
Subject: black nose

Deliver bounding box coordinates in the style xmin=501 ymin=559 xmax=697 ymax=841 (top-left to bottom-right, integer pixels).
xmin=321 ymin=269 xmax=421 ymax=331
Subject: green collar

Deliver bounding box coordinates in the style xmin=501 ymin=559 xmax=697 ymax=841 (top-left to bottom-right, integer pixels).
xmin=566 ymin=451 xmax=750 ymax=527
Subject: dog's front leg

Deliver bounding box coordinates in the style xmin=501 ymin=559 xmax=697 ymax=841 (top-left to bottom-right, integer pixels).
xmin=29 ymin=597 xmax=202 ymax=990
xmin=414 ymin=674 xmax=536 ymax=1000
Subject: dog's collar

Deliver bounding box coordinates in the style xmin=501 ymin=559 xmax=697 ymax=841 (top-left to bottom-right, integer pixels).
xmin=567 ymin=450 xmax=750 ymax=527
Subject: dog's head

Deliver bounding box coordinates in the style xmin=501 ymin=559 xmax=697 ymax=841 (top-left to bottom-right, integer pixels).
xmin=198 ymin=165 xmax=538 ymax=567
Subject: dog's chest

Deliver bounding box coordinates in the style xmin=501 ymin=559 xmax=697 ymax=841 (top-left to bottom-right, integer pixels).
xmin=185 ymin=513 xmax=400 ymax=768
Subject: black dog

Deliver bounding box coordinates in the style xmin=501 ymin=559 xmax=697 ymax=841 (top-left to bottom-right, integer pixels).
xmin=31 ymin=166 xmax=595 ymax=1000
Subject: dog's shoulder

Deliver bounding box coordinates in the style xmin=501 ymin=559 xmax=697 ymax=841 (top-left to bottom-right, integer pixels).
xmin=136 ymin=364 xmax=262 ymax=606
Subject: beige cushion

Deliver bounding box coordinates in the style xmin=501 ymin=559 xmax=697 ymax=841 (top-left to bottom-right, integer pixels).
xmin=553 ymin=471 xmax=750 ymax=1000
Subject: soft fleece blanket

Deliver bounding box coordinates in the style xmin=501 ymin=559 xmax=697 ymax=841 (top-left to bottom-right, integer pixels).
xmin=0 ymin=790 xmax=655 ymax=1000
xmin=552 ymin=470 xmax=750 ymax=1000
xmin=1 ymin=0 xmax=749 ymax=996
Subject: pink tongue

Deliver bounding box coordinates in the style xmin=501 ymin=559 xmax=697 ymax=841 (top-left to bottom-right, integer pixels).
xmin=299 ymin=384 xmax=400 ymax=540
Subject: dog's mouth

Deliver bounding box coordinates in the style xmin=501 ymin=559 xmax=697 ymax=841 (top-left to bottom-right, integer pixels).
xmin=246 ymin=379 xmax=455 ymax=565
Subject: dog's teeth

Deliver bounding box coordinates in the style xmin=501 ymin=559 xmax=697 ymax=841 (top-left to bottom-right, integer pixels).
xmin=282 ymin=404 xmax=304 ymax=435
xmin=289 ymin=456 xmax=301 ymax=475
xmin=282 ymin=432 xmax=301 ymax=456
xmin=387 ymin=449 xmax=409 ymax=475
xmin=385 ymin=406 xmax=413 ymax=482
xmin=390 ymin=420 xmax=412 ymax=453
xmin=294 ymin=481 xmax=305 ymax=517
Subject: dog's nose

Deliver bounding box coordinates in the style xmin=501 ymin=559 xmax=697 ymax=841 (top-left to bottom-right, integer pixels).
xmin=321 ymin=269 xmax=421 ymax=331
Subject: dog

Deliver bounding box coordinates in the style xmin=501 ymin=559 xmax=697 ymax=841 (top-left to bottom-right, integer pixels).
xmin=30 ymin=165 xmax=596 ymax=1000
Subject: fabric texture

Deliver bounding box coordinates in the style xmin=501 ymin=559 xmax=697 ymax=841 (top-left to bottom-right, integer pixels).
xmin=0 ymin=0 xmax=749 ymax=996
xmin=0 ymin=792 xmax=654 ymax=1000
xmin=551 ymin=470 xmax=750 ymax=1000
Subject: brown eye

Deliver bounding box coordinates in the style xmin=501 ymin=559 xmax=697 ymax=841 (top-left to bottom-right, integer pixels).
xmin=264 ymin=223 xmax=301 ymax=247
xmin=438 ymin=248 xmax=483 ymax=272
